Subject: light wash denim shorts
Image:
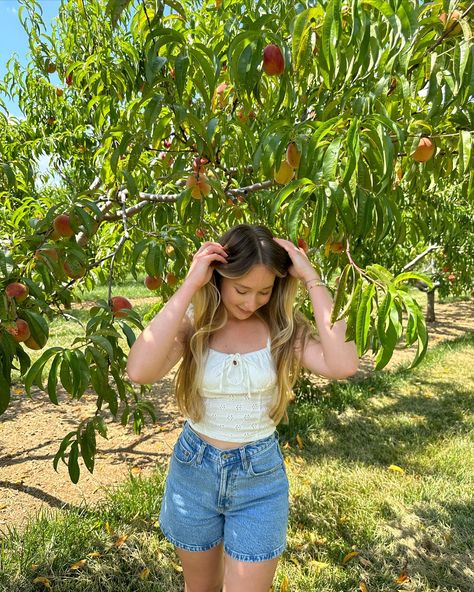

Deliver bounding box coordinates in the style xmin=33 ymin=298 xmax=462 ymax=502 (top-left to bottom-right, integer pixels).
xmin=159 ymin=421 xmax=289 ymax=562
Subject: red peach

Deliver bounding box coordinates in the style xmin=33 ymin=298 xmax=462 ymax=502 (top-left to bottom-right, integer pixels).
xmin=53 ymin=214 xmax=74 ymax=238
xmin=111 ymin=296 xmax=133 ymax=317
xmin=262 ymin=44 xmax=285 ymax=76
xmin=5 ymin=282 xmax=29 ymax=302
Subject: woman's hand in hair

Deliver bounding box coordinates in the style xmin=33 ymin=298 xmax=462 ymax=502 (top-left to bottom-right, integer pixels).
xmin=272 ymin=237 xmax=319 ymax=282
xmin=184 ymin=241 xmax=229 ymax=290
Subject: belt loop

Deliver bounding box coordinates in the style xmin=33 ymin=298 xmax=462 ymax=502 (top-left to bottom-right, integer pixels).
xmin=196 ymin=442 xmax=206 ymax=465
xmin=239 ymin=445 xmax=248 ymax=471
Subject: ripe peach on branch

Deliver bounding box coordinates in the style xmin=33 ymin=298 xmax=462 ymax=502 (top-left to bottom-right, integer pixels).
xmin=286 ymin=142 xmax=301 ymax=169
xmin=262 ymin=44 xmax=285 ymax=76
xmin=274 ymin=160 xmax=294 ymax=185
xmin=5 ymin=319 xmax=31 ymax=343
xmin=186 ymin=173 xmax=211 ymax=199
xmin=53 ymin=214 xmax=74 ymax=238
xmin=412 ymin=137 xmax=436 ymax=162
xmin=144 ymin=276 xmax=163 ymax=290
xmin=111 ymin=296 xmax=133 ymax=317
xmin=5 ymin=282 xmax=29 ymax=302
xmin=63 ymin=259 xmax=86 ymax=279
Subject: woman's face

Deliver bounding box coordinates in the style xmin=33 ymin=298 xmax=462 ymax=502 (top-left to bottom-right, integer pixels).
xmin=219 ymin=264 xmax=276 ymax=321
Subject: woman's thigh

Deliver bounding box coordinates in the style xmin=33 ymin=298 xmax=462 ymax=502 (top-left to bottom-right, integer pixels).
xmin=223 ymin=554 xmax=280 ymax=592
xmin=176 ymin=543 xmax=225 ymax=592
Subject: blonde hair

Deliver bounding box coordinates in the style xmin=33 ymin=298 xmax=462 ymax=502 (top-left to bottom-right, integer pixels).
xmin=173 ymin=224 xmax=317 ymax=426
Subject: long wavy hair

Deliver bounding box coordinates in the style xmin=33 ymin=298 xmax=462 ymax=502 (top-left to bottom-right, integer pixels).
xmin=173 ymin=224 xmax=318 ymax=425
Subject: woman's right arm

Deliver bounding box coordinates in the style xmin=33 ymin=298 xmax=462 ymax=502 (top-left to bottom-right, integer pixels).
xmin=126 ymin=241 xmax=229 ymax=384
xmin=126 ymin=280 xmax=197 ymax=384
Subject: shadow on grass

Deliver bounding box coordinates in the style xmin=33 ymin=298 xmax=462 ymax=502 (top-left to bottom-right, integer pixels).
xmin=0 ymin=468 xmax=185 ymax=592
xmin=280 ymin=332 xmax=474 ymax=465
xmin=281 ymin=331 xmax=474 ymax=592
xmin=385 ymin=497 xmax=474 ymax=591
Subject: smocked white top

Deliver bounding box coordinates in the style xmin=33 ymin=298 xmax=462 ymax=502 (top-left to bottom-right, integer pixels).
xmin=185 ymin=304 xmax=278 ymax=442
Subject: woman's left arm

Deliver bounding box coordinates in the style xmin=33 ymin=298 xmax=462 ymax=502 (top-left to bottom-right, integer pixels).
xmin=273 ymin=237 xmax=359 ymax=380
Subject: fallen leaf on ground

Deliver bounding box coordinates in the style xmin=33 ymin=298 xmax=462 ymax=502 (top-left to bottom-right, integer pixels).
xmin=388 ymin=464 xmax=405 ymax=474
xmin=342 ymin=551 xmax=359 ymax=563
xmin=70 ymin=559 xmax=87 ymax=570
xmin=114 ymin=535 xmax=128 ymax=547
xmin=395 ymin=570 xmax=410 ymax=583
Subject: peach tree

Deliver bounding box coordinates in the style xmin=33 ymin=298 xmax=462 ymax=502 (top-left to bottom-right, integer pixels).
xmin=0 ymin=0 xmax=472 ymax=481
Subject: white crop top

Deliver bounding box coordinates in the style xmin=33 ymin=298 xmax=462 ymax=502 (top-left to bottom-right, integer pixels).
xmin=184 ymin=304 xmax=278 ymax=442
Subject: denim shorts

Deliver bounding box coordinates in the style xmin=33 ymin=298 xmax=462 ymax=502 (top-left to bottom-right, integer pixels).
xmin=159 ymin=421 xmax=289 ymax=562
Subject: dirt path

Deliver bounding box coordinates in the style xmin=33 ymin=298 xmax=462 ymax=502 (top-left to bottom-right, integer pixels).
xmin=1 ymin=298 xmax=473 ymax=534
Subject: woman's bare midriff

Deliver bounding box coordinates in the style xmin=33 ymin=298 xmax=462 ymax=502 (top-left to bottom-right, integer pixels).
xmin=193 ymin=429 xmax=251 ymax=450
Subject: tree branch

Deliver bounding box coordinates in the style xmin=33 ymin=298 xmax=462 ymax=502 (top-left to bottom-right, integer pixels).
xmin=401 ymin=244 xmax=441 ymax=272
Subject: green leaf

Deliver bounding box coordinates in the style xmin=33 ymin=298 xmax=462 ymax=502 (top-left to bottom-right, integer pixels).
xmin=18 ymin=310 xmax=49 ymax=348
xmin=322 ymin=137 xmax=343 ymax=180
xmin=24 ymin=347 xmax=62 ymax=394
xmin=53 ymin=431 xmax=76 ymax=472
xmin=374 ymin=318 xmax=398 ymax=370
xmin=119 ymin=322 xmax=136 ymax=348
xmin=356 ymin=283 xmax=375 ymax=356
xmin=393 ymin=271 xmax=433 ymax=288
xmin=79 ymin=422 xmax=96 ymax=474
xmin=68 ymin=441 xmax=80 ymax=484
xmin=47 ymin=354 xmax=61 ymax=405
xmin=0 ymin=363 xmax=11 ymax=416
xmin=89 ymin=335 xmax=114 ymax=361
xmin=330 ymin=264 xmax=351 ymax=324
xmin=106 ymin=0 xmax=132 ymax=28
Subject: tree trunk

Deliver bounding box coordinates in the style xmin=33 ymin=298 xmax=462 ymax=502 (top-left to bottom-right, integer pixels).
xmin=426 ymin=290 xmax=436 ymax=322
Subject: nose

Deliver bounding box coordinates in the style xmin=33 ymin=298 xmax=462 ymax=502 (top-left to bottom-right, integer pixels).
xmin=242 ymin=295 xmax=259 ymax=311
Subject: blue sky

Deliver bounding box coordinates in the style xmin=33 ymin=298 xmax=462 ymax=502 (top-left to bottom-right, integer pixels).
xmin=0 ymin=0 xmax=61 ymax=117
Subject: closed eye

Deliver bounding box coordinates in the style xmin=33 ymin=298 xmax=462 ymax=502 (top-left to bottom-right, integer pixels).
xmin=236 ymin=289 xmax=271 ymax=295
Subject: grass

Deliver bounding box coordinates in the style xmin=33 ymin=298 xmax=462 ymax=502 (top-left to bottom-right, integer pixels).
xmin=1 ymin=327 xmax=473 ymax=591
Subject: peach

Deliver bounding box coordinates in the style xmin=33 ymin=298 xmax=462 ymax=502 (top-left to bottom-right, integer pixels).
xmin=186 ymin=174 xmax=211 ymax=199
xmin=263 ymin=44 xmax=285 ymax=76
xmin=166 ymin=272 xmax=177 ymax=286
xmin=144 ymin=276 xmax=163 ymax=290
xmin=111 ymin=296 xmax=133 ymax=317
xmin=286 ymin=143 xmax=301 ymax=168
xmin=5 ymin=282 xmax=29 ymax=302
xmin=297 ymin=238 xmax=309 ymax=253
xmin=274 ymin=161 xmax=294 ymax=184
xmin=440 ymin=10 xmax=462 ymax=35
xmin=63 ymin=260 xmax=85 ymax=279
xmin=6 ymin=319 xmax=31 ymax=342
xmin=24 ymin=335 xmax=43 ymax=350
xmin=412 ymin=137 xmax=435 ymax=162
xmin=35 ymin=247 xmax=59 ymax=262
xmin=53 ymin=214 xmax=74 ymax=237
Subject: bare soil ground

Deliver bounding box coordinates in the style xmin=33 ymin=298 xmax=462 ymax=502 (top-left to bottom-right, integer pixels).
xmin=1 ymin=298 xmax=473 ymax=535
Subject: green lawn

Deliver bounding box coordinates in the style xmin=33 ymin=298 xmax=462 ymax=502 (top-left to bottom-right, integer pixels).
xmin=2 ymin=328 xmax=473 ymax=591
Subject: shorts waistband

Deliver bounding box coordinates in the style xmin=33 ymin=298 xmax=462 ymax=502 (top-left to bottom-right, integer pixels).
xmin=182 ymin=421 xmax=278 ymax=466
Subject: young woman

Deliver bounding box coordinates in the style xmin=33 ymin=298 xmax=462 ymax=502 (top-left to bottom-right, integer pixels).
xmin=127 ymin=223 xmax=359 ymax=592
